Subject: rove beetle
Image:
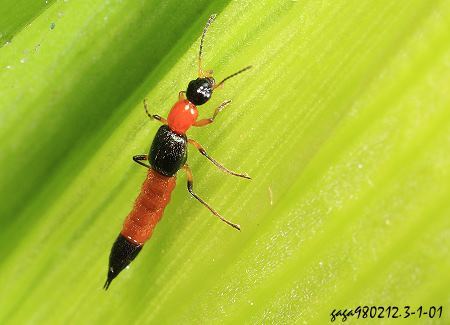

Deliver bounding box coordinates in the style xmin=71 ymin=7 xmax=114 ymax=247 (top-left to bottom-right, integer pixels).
xmin=104 ymin=14 xmax=251 ymax=290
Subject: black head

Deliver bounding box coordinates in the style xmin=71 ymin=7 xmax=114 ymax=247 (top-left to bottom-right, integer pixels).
xmin=186 ymin=77 xmax=215 ymax=106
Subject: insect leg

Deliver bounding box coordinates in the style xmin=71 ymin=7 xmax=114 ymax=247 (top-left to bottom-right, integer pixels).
xmin=182 ymin=164 xmax=241 ymax=231
xmin=143 ymin=98 xmax=167 ymax=124
xmin=187 ymin=139 xmax=250 ymax=179
xmin=193 ymin=100 xmax=232 ymax=127
xmin=133 ymin=155 xmax=150 ymax=168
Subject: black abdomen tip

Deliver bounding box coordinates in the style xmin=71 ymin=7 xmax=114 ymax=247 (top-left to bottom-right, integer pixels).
xmin=104 ymin=234 xmax=142 ymax=290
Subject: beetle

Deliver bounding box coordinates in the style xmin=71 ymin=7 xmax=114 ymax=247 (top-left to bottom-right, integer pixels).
xmin=104 ymin=14 xmax=251 ymax=290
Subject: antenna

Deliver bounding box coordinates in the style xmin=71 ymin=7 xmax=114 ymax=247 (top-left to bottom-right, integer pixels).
xmin=198 ymin=14 xmax=217 ymax=77
xmin=214 ymin=65 xmax=252 ymax=89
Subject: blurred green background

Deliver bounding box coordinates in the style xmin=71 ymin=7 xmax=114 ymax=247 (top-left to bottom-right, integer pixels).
xmin=0 ymin=0 xmax=449 ymax=323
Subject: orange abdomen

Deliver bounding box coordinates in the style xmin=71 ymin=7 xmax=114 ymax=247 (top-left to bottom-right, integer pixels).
xmin=121 ymin=168 xmax=176 ymax=245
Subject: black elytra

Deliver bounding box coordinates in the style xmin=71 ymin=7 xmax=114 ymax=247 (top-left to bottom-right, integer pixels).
xmin=149 ymin=125 xmax=188 ymax=177
xmin=186 ymin=77 xmax=215 ymax=105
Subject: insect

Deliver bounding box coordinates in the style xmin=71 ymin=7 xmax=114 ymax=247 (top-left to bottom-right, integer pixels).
xmin=104 ymin=14 xmax=251 ymax=290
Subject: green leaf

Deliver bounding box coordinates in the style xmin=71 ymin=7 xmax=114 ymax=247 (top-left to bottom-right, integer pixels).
xmin=1 ymin=0 xmax=449 ymax=323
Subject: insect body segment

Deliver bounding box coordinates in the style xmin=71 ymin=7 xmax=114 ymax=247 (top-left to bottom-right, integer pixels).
xmin=149 ymin=125 xmax=188 ymax=176
xmin=121 ymin=169 xmax=177 ymax=245
xmin=104 ymin=14 xmax=251 ymax=290
xmin=167 ymin=99 xmax=198 ymax=134
xmin=186 ymin=77 xmax=215 ymax=105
